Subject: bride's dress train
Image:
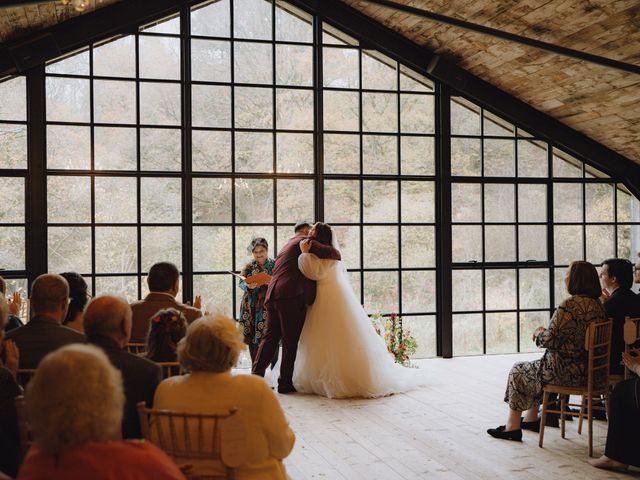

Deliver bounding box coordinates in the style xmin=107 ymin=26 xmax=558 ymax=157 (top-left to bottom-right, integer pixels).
xmin=293 ymin=253 xmax=423 ymax=398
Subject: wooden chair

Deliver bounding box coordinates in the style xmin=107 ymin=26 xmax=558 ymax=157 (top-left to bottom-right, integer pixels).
xmin=539 ymin=319 xmax=612 ymax=457
xmin=157 ymin=361 xmax=182 ymax=379
xmin=16 ymin=368 xmax=36 ymax=389
xmin=623 ymin=316 xmax=640 ymax=379
xmin=15 ymin=395 xmax=31 ymax=458
xmin=137 ymin=402 xmax=240 ymax=480
xmin=125 ymin=342 xmax=147 ymax=355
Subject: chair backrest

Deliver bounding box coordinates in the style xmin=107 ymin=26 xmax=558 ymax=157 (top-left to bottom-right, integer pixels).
xmin=585 ymin=319 xmax=613 ymax=394
xmin=137 ymin=402 xmax=239 ymax=479
xmin=157 ymin=361 xmax=182 ymax=379
xmin=125 ymin=342 xmax=147 ymax=355
xmin=14 ymin=395 xmax=31 ymax=458
xmin=16 ymin=369 xmax=36 ymax=389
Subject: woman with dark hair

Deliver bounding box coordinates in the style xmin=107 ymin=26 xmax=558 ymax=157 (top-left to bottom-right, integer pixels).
xmin=238 ymin=237 xmax=277 ymax=366
xmin=60 ymin=272 xmax=89 ymax=333
xmin=487 ymin=260 xmax=606 ymax=441
xmin=145 ymin=308 xmax=187 ymax=362
xmin=294 ymin=222 xmax=422 ymax=398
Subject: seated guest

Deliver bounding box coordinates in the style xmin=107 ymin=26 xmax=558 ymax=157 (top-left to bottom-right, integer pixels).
xmin=154 ymin=314 xmax=295 ymax=479
xmin=130 ymin=262 xmax=201 ymax=342
xmin=60 ymin=272 xmax=89 ymax=333
xmin=6 ymin=274 xmax=84 ymax=369
xmin=84 ymin=295 xmax=162 ymax=439
xmin=488 ymin=261 xmax=606 ymax=441
xmin=18 ymin=344 xmax=185 ymax=480
xmin=0 ymin=296 xmax=21 ymax=478
xmin=600 ymin=258 xmax=640 ymax=375
xmin=145 ymin=308 xmax=187 ymax=362
xmin=0 ymin=276 xmax=23 ymax=332
xmin=589 ymin=351 xmax=640 ymax=471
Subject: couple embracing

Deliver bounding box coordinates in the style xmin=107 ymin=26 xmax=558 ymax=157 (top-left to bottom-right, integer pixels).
xmin=252 ymin=222 xmax=421 ymax=399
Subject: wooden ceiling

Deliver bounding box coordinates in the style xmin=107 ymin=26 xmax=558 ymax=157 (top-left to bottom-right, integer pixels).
xmin=342 ymin=0 xmax=640 ymax=163
xmin=1 ymin=0 xmax=639 ymax=164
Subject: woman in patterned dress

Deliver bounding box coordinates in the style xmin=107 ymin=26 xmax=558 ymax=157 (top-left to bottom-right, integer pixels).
xmin=488 ymin=260 xmax=606 ymax=441
xmin=238 ymin=237 xmax=278 ymax=368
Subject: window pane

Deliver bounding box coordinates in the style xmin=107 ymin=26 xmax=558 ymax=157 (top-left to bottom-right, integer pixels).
xmin=275 ymin=3 xmax=312 ymax=43
xmin=235 ymin=132 xmax=272 ymax=173
xmin=483 ymin=139 xmax=514 ymax=177
xmin=95 ymin=127 xmax=136 ymax=170
xmin=0 ymin=77 xmax=26 ymax=121
xmin=139 ymin=36 xmax=180 ymax=80
xmin=586 ymin=225 xmax=614 ymax=264
xmin=518 ymin=184 xmax=546 ymax=222
xmin=191 ymin=39 xmax=231 ymax=82
xmin=520 ymin=311 xmax=547 ymax=352
xmin=402 ymin=270 xmax=435 ymax=313
xmin=363 ymin=135 xmax=396 ymax=175
xmin=192 ymin=85 xmax=231 ymax=128
xmin=519 ymin=225 xmax=547 ymax=261
xmin=553 ymin=183 xmax=582 ymax=222
xmin=95 ymin=276 xmax=138 ymax=303
xmin=193 ymin=130 xmax=231 ymax=171
xmin=452 ymin=183 xmax=481 ymax=222
xmin=363 ymin=226 xmax=397 ymax=268
xmin=485 ymin=226 xmax=516 ymax=262
xmin=191 ymin=0 xmax=230 ymax=37
xmin=402 ymin=226 xmax=435 ymax=268
xmin=401 ymin=136 xmax=434 ymax=176
xmin=140 ymin=82 xmax=181 ymax=126
xmin=324 ymin=180 xmax=359 ymax=224
xmin=46 ymin=51 xmax=89 ymax=75
xmin=193 ymin=274 xmax=233 ymax=316
xmin=142 ymin=16 xmax=180 ymax=34
xmin=235 ymin=41 xmax=272 ymax=84
xmin=47 ymin=126 xmax=91 ymax=170
xmin=400 ymin=94 xmax=433 ymax=133
xmin=234 ymin=226 xmax=274 ymax=269
xmin=323 ymin=91 xmax=358 ymax=131
xmin=363 ymin=93 xmax=397 ymax=133
xmin=140 ymin=128 xmax=182 ymax=171
xmin=452 ymin=225 xmax=481 ymax=263
xmin=364 ymin=271 xmax=399 ymax=314
xmin=276 ymin=133 xmax=313 ymax=173
xmin=47 ymin=176 xmax=91 ymax=223
xmin=0 ymin=177 xmax=24 ymax=223
xmin=193 ymin=178 xmax=231 ymax=223
xmin=277 ymin=179 xmax=314 ymax=224
xmin=235 ymin=87 xmax=272 ymax=129
xmin=0 ymin=227 xmax=24 ymax=270
xmin=193 ymin=226 xmax=232 ymax=271
xmin=0 ymin=124 xmax=27 ymax=169
xmin=554 ymin=225 xmax=583 ymax=264
xmin=483 ymin=111 xmax=513 ymax=137
xmin=485 ymin=269 xmax=516 ymax=310
xmin=452 ymin=270 xmax=482 ymax=312
xmin=362 ymin=51 xmax=396 ymax=90
xmin=519 ymin=268 xmax=550 ymax=309
xmin=403 ymin=315 xmax=436 ymax=358
xmin=93 ymin=36 xmax=136 ymax=78
xmin=347 ymin=271 xmax=361 ymax=299
xmin=616 ymin=184 xmax=639 ymax=223
xmin=553 ymin=150 xmax=582 ymax=177
xmin=518 ymin=139 xmax=547 ymax=177
xmin=324 ymin=134 xmax=359 ymax=174
xmin=141 ymin=226 xmax=182 ymax=271
xmin=363 ymin=180 xmax=397 ymax=223
xmin=48 ymin=227 xmax=92 ymax=273
xmin=451 ymin=97 xmax=480 ymax=136
xmin=484 ymin=184 xmax=514 ymax=222
xmin=94 ymin=80 xmax=136 ymax=124
xmin=585 ymin=183 xmax=614 ymax=222
xmin=276 ymin=44 xmax=312 ymax=86
xmin=94 ymin=227 xmax=137 ymax=273
xmin=235 ymin=179 xmax=273 ymax=223
xmin=332 ymin=225 xmax=360 ymax=269
xmin=451 ymin=138 xmax=481 ymax=176
xmin=401 ymin=181 xmax=434 ymax=223
xmin=399 ymin=66 xmax=433 ymax=92
xmin=140 ymin=178 xmax=182 ymax=223
xmin=323 ymin=48 xmax=359 ymax=88
xmin=95 ymin=177 xmax=137 ymax=223
xmin=234 ymin=0 xmax=272 ymax=40
xmin=486 ymin=312 xmax=517 ymax=354
xmin=453 ymin=313 xmax=483 ymax=355
xmin=276 ymin=89 xmax=313 ymax=130
xmin=617 ymin=224 xmax=640 ymax=261
xmin=554 ymin=267 xmax=568 ymax=305
xmin=46 ymin=77 xmax=90 ymax=123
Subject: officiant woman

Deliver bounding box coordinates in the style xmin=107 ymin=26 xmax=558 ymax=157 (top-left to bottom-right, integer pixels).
xmin=239 ymin=237 xmax=278 ymax=368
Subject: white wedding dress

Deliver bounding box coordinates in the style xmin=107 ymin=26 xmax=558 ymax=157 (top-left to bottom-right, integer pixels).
xmin=292 ymin=252 xmax=423 ymax=398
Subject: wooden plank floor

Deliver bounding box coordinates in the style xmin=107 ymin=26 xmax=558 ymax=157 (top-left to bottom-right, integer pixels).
xmin=251 ymin=354 xmax=640 ymax=480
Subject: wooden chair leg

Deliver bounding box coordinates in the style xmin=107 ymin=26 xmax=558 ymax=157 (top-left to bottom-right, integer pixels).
xmin=560 ymin=395 xmax=566 ymax=439
xmin=577 ymin=395 xmax=586 ymax=435
xmin=587 ymin=396 xmax=593 ymax=457
xmin=539 ymin=391 xmax=549 ymax=448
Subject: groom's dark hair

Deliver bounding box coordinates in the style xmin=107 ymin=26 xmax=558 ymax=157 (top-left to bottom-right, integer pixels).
xmin=313 ymin=222 xmax=333 ymax=246
xmin=294 ymin=221 xmax=311 ymax=234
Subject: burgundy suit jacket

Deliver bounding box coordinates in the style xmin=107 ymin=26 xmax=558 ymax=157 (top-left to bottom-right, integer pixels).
xmin=265 ymin=234 xmax=341 ymax=306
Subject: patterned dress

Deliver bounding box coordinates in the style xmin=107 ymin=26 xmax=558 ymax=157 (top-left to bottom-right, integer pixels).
xmin=239 ymin=258 xmax=275 ymax=347
xmin=504 ymin=294 xmax=606 ymax=411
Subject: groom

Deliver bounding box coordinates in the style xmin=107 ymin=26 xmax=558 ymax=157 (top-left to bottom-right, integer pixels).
xmin=252 ymin=221 xmax=341 ymax=393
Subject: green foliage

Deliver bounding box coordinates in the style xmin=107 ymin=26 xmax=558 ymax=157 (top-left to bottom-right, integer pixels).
xmin=370 ymin=313 xmax=417 ymax=366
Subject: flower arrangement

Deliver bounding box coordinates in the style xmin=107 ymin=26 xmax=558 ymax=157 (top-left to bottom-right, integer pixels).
xmin=370 ymin=313 xmax=418 ymax=366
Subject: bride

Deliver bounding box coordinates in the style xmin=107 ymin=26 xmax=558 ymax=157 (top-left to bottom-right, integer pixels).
xmin=292 ymin=222 xmax=423 ymax=398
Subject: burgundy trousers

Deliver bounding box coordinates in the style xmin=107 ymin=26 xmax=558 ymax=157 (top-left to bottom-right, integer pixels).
xmin=252 ymin=297 xmax=306 ymax=388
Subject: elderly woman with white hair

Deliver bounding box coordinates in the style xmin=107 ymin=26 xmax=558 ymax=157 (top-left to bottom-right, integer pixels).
xmin=17 ymin=344 xmax=185 ymax=480
xmin=153 ymin=314 xmax=295 ymax=480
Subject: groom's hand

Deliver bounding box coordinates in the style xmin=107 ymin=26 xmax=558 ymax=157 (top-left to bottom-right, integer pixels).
xmin=300 ymin=239 xmax=312 ymax=253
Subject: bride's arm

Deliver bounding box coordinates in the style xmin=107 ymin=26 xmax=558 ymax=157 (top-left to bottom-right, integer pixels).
xmin=298 ymin=253 xmax=328 ymax=281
